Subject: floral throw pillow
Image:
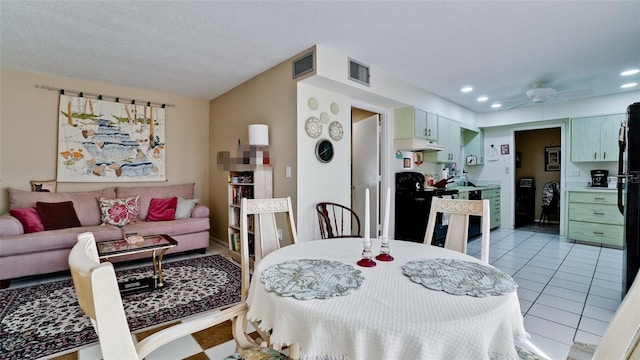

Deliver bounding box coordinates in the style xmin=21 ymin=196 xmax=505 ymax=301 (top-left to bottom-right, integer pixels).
xmin=99 ymin=196 xmax=140 ymax=227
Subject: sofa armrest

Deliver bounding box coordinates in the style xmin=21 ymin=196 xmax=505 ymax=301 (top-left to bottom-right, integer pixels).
xmin=0 ymin=214 xmax=24 ymax=237
xmin=190 ymin=204 xmax=209 ymax=219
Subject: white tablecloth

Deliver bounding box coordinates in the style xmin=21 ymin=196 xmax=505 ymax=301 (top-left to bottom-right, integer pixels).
xmin=246 ymin=239 xmax=526 ymax=360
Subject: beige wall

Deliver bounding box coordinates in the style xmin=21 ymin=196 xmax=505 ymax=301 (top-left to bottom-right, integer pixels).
xmin=515 ymin=127 xmax=561 ymax=221
xmin=209 ymin=53 xmax=300 ymax=243
xmin=0 ymin=67 xmax=210 ymax=214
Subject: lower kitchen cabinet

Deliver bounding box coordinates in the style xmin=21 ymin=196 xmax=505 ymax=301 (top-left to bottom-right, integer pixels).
xmin=567 ymin=191 xmax=623 ymax=248
xmin=482 ymin=188 xmax=501 ymax=229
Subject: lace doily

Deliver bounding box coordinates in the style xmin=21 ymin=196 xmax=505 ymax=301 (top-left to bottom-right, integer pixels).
xmin=402 ymin=258 xmax=517 ymax=297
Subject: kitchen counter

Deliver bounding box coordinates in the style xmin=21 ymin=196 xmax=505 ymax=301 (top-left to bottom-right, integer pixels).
xmin=564 ymin=187 xmax=618 ymax=193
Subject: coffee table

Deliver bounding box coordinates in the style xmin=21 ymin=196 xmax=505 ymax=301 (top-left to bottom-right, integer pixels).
xmin=97 ymin=234 xmax=178 ymax=294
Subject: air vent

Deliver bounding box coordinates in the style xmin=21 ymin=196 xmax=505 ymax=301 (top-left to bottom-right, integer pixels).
xmin=349 ymin=58 xmax=370 ymax=86
xmin=292 ymin=51 xmax=314 ymax=79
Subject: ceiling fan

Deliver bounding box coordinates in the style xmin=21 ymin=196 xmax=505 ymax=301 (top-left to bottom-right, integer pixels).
xmin=498 ymin=82 xmax=594 ymax=110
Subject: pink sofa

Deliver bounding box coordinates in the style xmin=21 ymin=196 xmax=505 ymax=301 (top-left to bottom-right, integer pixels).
xmin=0 ymin=183 xmax=210 ymax=286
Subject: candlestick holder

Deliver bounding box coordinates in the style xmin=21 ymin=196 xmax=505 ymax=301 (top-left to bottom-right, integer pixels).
xmin=375 ymin=236 xmax=394 ymax=261
xmin=357 ymin=238 xmax=376 ymax=267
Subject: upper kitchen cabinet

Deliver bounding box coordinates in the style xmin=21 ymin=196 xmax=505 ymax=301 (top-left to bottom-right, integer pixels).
xmin=394 ymin=106 xmax=438 ymax=141
xmin=394 ymin=106 xmax=444 ymax=151
xmin=462 ymin=127 xmax=484 ymax=165
xmin=571 ymin=114 xmax=625 ymax=162
xmin=429 ymin=116 xmax=460 ymax=163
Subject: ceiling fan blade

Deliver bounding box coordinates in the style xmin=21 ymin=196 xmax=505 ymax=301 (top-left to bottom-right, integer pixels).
xmin=506 ymin=99 xmax=531 ymax=110
xmin=554 ymin=88 xmax=594 ymax=99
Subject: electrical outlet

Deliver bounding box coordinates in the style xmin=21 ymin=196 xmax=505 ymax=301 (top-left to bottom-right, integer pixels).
xmin=505 ymin=167 xmax=509 ymax=174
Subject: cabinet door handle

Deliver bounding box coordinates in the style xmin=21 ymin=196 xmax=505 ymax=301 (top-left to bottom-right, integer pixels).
xmin=593 ymin=231 xmax=604 ymax=235
xmin=594 ymin=152 xmax=597 ymax=160
xmin=428 ymin=129 xmax=431 ymax=137
xmin=593 ymin=212 xmax=605 ymax=215
xmin=603 ymin=152 xmax=606 ymax=159
xmin=594 ymin=197 xmax=606 ymax=201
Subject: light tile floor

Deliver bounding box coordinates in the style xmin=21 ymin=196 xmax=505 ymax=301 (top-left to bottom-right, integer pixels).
xmin=9 ymin=228 xmax=624 ymax=360
xmin=467 ymin=225 xmax=624 ymax=360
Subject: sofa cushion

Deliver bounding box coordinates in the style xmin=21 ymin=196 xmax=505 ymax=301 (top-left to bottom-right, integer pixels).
xmin=174 ymin=196 xmax=199 ymax=219
xmin=36 ymin=201 xmax=82 ymax=230
xmin=8 ymin=208 xmax=44 ymax=233
xmin=99 ymin=196 xmax=140 ymax=227
xmin=7 ymin=187 xmax=116 ymax=226
xmin=147 ymin=197 xmax=178 ymax=221
xmin=116 ymin=183 xmax=195 ymax=220
xmin=122 ymin=217 xmax=210 ymax=237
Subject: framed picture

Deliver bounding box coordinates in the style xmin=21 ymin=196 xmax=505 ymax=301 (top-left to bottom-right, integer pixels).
xmin=413 ymin=152 xmax=424 ymax=165
xmin=31 ymin=179 xmax=57 ymax=192
xmin=501 ymin=144 xmax=510 ymax=155
xmin=403 ymin=158 xmax=411 ymax=168
xmin=545 ymin=146 xmax=561 ymax=171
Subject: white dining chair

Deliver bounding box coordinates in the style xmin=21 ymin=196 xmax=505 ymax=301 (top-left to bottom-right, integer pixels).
xmin=240 ymin=197 xmax=299 ymax=358
xmin=69 ymin=232 xmax=288 ymax=360
xmin=567 ymin=273 xmax=640 ymax=360
xmin=423 ymin=198 xmax=491 ymax=263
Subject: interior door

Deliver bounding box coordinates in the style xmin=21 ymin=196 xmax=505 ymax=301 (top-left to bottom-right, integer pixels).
xmin=352 ymin=114 xmax=380 ymax=237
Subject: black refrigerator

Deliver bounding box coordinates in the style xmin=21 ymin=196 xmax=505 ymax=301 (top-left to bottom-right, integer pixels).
xmin=619 ymin=102 xmax=640 ymax=294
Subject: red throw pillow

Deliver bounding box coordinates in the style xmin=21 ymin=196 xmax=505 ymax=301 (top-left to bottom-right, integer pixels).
xmin=147 ymin=197 xmax=178 ymax=221
xmin=36 ymin=201 xmax=82 ymax=230
xmin=9 ymin=207 xmax=45 ymax=233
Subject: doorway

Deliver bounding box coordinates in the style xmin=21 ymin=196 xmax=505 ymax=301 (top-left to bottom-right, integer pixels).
xmin=352 ymin=107 xmax=381 ymax=237
xmin=514 ymin=127 xmax=561 ymax=233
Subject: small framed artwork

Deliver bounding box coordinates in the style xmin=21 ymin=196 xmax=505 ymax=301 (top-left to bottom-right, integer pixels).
xmin=413 ymin=152 xmax=424 ymax=165
xmin=545 ymin=146 xmax=561 ymax=171
xmin=501 ymin=144 xmax=510 ymax=155
xmin=31 ymin=179 xmax=57 ymax=192
xmin=403 ymin=158 xmax=411 ymax=168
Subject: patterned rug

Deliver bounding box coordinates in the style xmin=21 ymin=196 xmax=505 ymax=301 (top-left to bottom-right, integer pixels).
xmin=0 ymin=254 xmax=241 ymax=360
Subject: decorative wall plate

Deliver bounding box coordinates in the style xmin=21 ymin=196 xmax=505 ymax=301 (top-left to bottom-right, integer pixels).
xmin=319 ymin=111 xmax=330 ymax=124
xmin=305 ymin=117 xmax=322 ymax=138
xmin=329 ymin=121 xmax=344 ymax=141
xmin=308 ymin=97 xmax=318 ymax=110
xmin=330 ymin=102 xmax=339 ymax=114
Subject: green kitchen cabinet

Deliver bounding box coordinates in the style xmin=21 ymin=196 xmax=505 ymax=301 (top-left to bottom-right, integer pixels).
xmin=394 ymin=106 xmax=438 ymax=141
xmin=463 ymin=127 xmax=484 ymax=165
xmin=571 ymin=114 xmax=625 ymax=162
xmin=567 ymin=191 xmax=623 ymax=248
xmin=430 ymin=116 xmax=460 ymax=163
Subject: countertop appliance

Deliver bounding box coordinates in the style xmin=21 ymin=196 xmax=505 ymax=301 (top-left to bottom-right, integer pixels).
xmin=591 ymin=169 xmax=609 ymax=187
xmin=619 ymin=102 xmax=640 ymax=294
xmin=395 ymin=172 xmax=458 ymax=244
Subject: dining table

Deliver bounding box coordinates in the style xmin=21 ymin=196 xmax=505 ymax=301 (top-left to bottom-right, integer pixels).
xmin=246 ymin=238 xmax=527 ymax=360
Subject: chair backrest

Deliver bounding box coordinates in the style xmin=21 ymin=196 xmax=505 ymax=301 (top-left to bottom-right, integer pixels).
xmin=423 ymin=198 xmax=491 ymax=263
xmin=316 ymin=202 xmax=361 ymax=239
xmin=241 ymin=197 xmax=298 ymax=301
xmin=69 ymin=232 xmax=267 ymax=359
xmin=69 ymin=232 xmax=139 ymax=358
xmin=542 ymin=182 xmax=560 ymax=207
xmin=593 ymin=273 xmax=640 ymax=359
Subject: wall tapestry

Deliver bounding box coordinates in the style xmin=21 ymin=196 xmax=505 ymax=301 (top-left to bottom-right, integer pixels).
xmin=57 ymin=95 xmax=166 ymax=182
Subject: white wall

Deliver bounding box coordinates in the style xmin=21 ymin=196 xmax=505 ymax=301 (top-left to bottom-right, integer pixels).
xmin=296 ymin=83 xmax=351 ymax=241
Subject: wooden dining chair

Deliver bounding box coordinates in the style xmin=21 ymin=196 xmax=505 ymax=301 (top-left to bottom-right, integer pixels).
xmin=240 ymin=197 xmax=299 ymax=359
xmin=316 ymin=202 xmax=361 ymax=238
xmin=423 ymin=198 xmax=491 ymax=263
xmin=69 ymin=232 xmax=289 ymax=360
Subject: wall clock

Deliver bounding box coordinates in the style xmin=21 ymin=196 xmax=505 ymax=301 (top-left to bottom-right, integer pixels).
xmin=466 ymin=155 xmax=477 ymax=166
xmin=315 ymin=139 xmax=334 ymax=163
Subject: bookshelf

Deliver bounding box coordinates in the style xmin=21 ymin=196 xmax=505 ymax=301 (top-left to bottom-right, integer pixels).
xmin=227 ymin=166 xmax=272 ymax=261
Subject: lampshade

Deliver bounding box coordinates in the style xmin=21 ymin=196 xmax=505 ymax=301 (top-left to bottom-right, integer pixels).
xmin=249 ymin=124 xmax=269 ymax=146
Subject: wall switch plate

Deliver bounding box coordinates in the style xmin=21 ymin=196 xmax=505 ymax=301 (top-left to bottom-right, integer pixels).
xmin=285 ymin=166 xmax=292 ymax=178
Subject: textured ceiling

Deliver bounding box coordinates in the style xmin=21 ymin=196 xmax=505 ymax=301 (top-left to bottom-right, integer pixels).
xmin=1 ymin=1 xmax=638 ymax=113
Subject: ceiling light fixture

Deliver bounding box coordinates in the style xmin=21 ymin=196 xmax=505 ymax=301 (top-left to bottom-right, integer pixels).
xmin=491 ymin=103 xmax=502 ymax=109
xmin=461 ymin=86 xmax=473 ymax=93
xmin=621 ymin=82 xmax=638 ymax=89
xmin=621 ymin=69 xmax=639 ymax=76
xmin=477 ymin=96 xmax=488 ymax=102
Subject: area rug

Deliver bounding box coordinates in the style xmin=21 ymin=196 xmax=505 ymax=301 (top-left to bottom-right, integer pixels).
xmin=0 ymin=254 xmax=241 ymax=360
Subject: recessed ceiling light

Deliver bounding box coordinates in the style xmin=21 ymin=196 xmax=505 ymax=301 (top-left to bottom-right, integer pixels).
xmin=621 ymin=82 xmax=638 ymax=89
xmin=477 ymin=96 xmax=488 ymax=102
xmin=491 ymin=103 xmax=502 ymax=109
xmin=621 ymin=69 xmax=639 ymax=76
xmin=461 ymin=86 xmax=473 ymax=93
